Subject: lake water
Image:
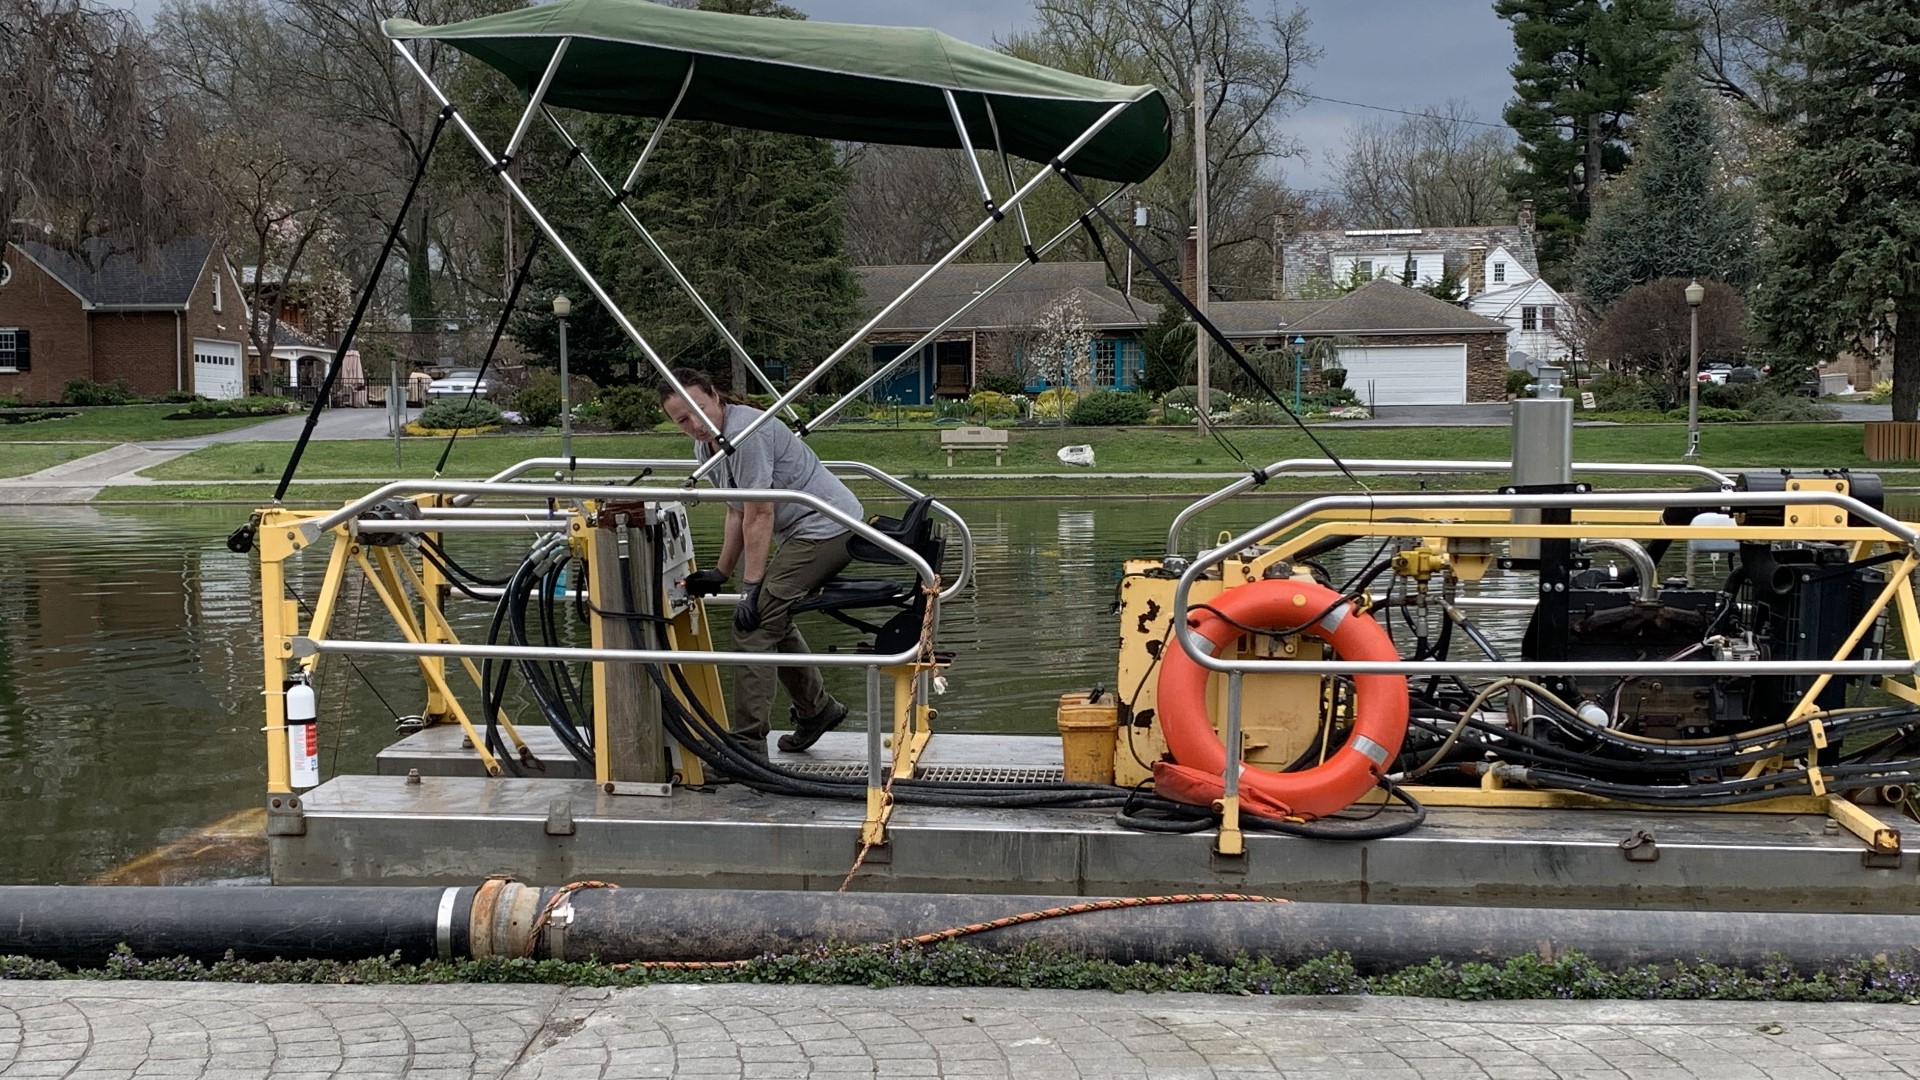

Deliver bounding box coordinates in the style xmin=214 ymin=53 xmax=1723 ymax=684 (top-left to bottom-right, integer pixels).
xmin=0 ymin=495 xmax=1333 ymax=885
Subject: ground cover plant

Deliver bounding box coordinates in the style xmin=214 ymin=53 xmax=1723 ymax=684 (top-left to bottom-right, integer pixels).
xmin=7 ymin=944 xmax=1920 ymax=1003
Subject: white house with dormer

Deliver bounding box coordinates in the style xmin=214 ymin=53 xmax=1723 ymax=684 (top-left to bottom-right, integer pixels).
xmin=1274 ymin=201 xmax=1573 ymax=364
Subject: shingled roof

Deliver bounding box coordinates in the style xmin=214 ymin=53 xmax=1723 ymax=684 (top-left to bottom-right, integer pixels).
xmin=1279 ymin=222 xmax=1538 ymax=299
xmin=1211 ymin=280 xmax=1509 ymax=339
xmin=858 ymin=261 xmax=1157 ymax=333
xmin=12 ymin=237 xmax=215 ymax=309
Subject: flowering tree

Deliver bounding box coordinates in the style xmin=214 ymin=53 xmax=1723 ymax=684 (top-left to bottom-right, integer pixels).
xmin=1034 ymin=293 xmax=1093 ymax=392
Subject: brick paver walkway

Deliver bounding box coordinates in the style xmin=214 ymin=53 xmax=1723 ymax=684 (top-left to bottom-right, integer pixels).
xmin=0 ymin=982 xmax=1914 ymax=1078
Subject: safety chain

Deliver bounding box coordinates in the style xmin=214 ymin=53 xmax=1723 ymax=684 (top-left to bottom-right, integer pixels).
xmin=618 ymin=893 xmax=1290 ymax=970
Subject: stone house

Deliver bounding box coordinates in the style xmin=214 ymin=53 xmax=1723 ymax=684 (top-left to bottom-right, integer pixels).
xmin=0 ymin=237 xmax=250 ymax=402
xmin=1275 ymin=202 xmax=1575 ymax=364
xmin=1210 ymin=279 xmax=1512 ymax=405
xmin=856 ymin=262 xmax=1156 ymax=403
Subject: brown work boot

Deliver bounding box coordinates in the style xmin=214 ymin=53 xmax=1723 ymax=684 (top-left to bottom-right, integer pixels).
xmin=777 ymin=699 xmax=849 ymax=753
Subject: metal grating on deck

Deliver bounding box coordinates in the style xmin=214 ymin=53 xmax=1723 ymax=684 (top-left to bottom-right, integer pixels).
xmin=779 ymin=761 xmax=1067 ymax=784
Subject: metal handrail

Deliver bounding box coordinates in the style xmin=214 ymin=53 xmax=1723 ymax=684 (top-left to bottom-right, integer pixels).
xmin=1164 ymin=458 xmax=1738 ymax=557
xmin=465 ymin=456 xmax=977 ymax=599
xmin=1171 ymin=488 xmax=1920 ymax=678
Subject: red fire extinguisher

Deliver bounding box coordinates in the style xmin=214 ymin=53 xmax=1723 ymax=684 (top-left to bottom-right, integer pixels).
xmin=286 ymin=674 xmax=319 ymax=789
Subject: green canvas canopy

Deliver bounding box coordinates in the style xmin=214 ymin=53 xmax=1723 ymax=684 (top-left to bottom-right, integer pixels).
xmin=384 ymin=0 xmax=1171 ymax=184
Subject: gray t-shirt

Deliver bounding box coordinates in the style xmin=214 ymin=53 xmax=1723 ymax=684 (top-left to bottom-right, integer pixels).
xmin=694 ymin=404 xmax=863 ymax=544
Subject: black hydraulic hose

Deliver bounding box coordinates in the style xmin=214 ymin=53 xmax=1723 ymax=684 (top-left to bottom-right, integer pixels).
xmin=479 ymin=569 xmax=524 ymax=778
xmin=416 ymin=540 xmax=498 ymax=602
xmin=420 ymin=535 xmax=514 ymax=587
xmin=508 ymin=552 xmax=594 ymax=766
xmin=540 ymin=557 xmax=590 ymax=725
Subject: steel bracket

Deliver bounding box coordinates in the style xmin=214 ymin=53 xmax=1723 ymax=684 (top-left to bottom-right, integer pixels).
xmin=545 ymin=798 xmax=576 ymax=836
xmin=854 ymin=837 xmax=892 ymax=864
xmin=1863 ymin=848 xmax=1904 ymax=870
xmin=265 ymin=795 xmax=307 ymax=837
xmin=1210 ymin=849 xmax=1250 ymax=874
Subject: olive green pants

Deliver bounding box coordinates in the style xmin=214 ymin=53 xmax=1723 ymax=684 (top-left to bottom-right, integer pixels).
xmin=730 ymin=530 xmax=853 ymax=742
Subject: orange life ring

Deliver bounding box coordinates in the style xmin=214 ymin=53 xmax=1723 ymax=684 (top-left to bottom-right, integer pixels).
xmin=1155 ymin=578 xmax=1408 ymax=819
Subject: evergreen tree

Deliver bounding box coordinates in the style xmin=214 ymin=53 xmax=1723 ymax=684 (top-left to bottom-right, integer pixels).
xmin=1574 ymin=66 xmax=1756 ymax=309
xmin=1495 ymin=0 xmax=1694 ymax=277
xmin=1750 ymin=3 xmax=1920 ymax=419
xmin=514 ymin=0 xmax=858 ymax=393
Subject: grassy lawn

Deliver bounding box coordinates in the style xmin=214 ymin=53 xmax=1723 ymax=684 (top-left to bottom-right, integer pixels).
xmin=138 ymin=421 xmax=1895 ymax=484
xmin=0 ymin=405 xmax=290 ymax=442
xmin=0 ymin=442 xmax=114 ymax=478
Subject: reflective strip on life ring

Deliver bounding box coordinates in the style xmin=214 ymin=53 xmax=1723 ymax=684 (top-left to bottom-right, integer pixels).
xmin=1155 ymin=578 xmax=1409 ymax=820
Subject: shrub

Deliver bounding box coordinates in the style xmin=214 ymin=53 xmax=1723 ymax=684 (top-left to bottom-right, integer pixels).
xmin=602 ymin=384 xmax=664 ymax=431
xmin=1032 ymin=387 xmax=1077 ymax=419
xmin=156 ymin=390 xmax=199 ymax=404
xmin=1698 ymin=381 xmax=1762 ymax=410
xmin=966 ymin=390 xmax=1017 ymax=421
xmin=1585 ymin=371 xmax=1667 ymax=412
xmin=417 ymin=398 xmax=503 ymax=430
xmin=1228 ymin=399 xmax=1285 ymax=424
xmin=61 ymin=378 xmax=136 ymax=406
xmin=1662 ymin=406 xmax=1751 ymax=424
xmin=1321 ymin=366 xmax=1348 ymax=390
xmin=975 ymin=372 xmax=1023 ymax=396
xmin=1869 ymin=380 xmax=1893 ymax=404
xmin=514 ymin=372 xmax=563 ymax=427
xmin=1505 ymin=369 xmax=1534 ymax=397
xmin=1068 ymin=390 xmax=1151 ymax=426
xmin=1744 ymin=390 xmax=1839 ymax=422
xmin=172 ymin=396 xmax=294 ymax=419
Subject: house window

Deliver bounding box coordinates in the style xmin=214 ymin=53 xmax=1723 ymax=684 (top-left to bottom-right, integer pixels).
xmin=0 ymin=329 xmax=19 ymax=371
xmin=1541 ymin=306 xmax=1558 ymax=331
xmin=1357 ymin=259 xmax=1373 ymax=277
xmin=1521 ymin=306 xmax=1538 ymax=331
xmin=1092 ymin=339 xmax=1120 ymax=387
xmin=1493 ymin=261 xmax=1507 ymax=284
xmin=212 ymin=272 xmax=222 ymax=312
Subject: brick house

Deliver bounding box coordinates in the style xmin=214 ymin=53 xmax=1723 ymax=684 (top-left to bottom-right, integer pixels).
xmin=0 ymin=237 xmax=250 ymax=402
xmin=1211 ymin=279 xmax=1512 ymax=405
xmin=856 ymin=262 xmax=1156 ymax=402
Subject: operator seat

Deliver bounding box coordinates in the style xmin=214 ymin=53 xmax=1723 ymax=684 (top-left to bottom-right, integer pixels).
xmin=792 ymin=495 xmax=946 ymax=654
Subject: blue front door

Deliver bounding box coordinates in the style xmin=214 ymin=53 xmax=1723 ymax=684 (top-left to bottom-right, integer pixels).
xmin=873 ymin=344 xmax=934 ymax=405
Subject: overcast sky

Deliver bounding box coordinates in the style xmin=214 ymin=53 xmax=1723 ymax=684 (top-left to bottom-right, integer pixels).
xmin=794 ymin=0 xmax=1517 ymax=189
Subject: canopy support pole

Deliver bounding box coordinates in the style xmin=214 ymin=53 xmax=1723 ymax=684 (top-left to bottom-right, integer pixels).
xmin=944 ymin=90 xmax=999 ymax=215
xmin=690 ymin=96 xmax=1139 ymax=482
xmin=983 ymin=101 xmax=1035 ymax=258
xmin=803 ymin=186 xmax=1128 ymax=434
xmin=622 ymin=58 xmax=696 ymax=195
xmin=543 ymin=108 xmax=799 ymax=422
xmin=502 ymin=38 xmax=571 ymax=164
xmin=390 ymin=39 xmax=724 ymax=447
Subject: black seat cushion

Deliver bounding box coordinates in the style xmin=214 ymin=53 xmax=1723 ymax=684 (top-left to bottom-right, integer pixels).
xmin=792 ymin=578 xmax=914 ymax=615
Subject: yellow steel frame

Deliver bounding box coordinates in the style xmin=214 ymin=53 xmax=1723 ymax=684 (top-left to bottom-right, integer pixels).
xmin=254 ymin=501 xmax=538 ymax=793
xmin=1179 ymin=498 xmax=1920 ymax=855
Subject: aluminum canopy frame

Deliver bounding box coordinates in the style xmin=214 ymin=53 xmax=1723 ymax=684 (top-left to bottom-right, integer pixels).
xmin=383 ymin=0 xmax=1170 ymax=457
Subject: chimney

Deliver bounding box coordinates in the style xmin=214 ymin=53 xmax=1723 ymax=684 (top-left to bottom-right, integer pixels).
xmin=1271 ymin=211 xmax=1292 ymax=300
xmin=1465 ymin=243 xmax=1487 ymax=296
xmin=1518 ymin=199 xmax=1536 ymax=233
xmin=1183 ymin=225 xmax=1199 ymax=300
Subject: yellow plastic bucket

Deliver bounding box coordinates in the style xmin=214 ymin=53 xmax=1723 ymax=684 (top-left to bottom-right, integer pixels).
xmin=1056 ymin=692 xmax=1118 ymax=785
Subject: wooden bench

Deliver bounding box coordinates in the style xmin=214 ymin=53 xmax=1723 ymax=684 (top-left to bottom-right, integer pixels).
xmin=940 ymin=425 xmax=1009 ymax=466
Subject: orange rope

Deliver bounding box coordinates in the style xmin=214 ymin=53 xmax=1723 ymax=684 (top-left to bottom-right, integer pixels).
xmin=524 ymin=880 xmax=618 ymax=952
xmin=612 ymin=892 xmax=1290 ymax=970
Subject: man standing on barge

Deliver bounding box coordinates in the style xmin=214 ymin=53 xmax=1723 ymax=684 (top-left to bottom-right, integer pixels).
xmin=664 ymin=368 xmax=860 ymax=752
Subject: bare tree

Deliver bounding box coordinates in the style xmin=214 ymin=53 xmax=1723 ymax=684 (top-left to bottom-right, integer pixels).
xmin=1002 ymin=0 xmax=1320 ymax=301
xmin=1333 ymin=100 xmax=1515 ymax=227
xmin=1590 ymin=277 xmax=1746 ymax=402
xmin=0 ymin=0 xmax=218 ymax=252
xmin=1682 ymin=0 xmax=1789 ymax=110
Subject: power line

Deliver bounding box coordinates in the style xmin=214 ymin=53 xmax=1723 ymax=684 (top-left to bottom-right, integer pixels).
xmin=1298 ymin=93 xmax=1510 ymax=130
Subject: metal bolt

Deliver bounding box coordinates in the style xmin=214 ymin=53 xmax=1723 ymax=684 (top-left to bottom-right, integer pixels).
xmin=1824 ymin=819 xmax=1841 ymax=835
xmin=1790 ymin=514 xmax=1799 ymax=524
xmin=406 ymin=768 xmax=422 ymax=785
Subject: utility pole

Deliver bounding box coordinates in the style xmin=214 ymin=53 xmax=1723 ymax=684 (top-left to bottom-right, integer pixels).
xmin=1193 ymin=62 xmax=1210 ymax=428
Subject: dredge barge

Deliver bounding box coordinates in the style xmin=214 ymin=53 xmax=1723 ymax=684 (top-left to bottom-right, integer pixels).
xmin=243 ymin=0 xmax=1918 ymax=916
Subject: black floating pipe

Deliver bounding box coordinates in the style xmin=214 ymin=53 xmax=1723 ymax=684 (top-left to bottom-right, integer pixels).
xmin=5 ymin=884 xmax=1920 ymax=973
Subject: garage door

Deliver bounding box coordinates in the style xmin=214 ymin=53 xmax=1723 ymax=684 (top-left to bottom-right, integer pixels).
xmin=192 ymin=339 xmax=244 ymax=400
xmin=1336 ymin=344 xmax=1467 ymax=406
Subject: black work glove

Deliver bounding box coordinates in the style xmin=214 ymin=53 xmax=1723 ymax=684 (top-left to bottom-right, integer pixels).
xmin=734 ymin=580 xmax=763 ymax=634
xmin=684 ymin=568 xmax=729 ymax=598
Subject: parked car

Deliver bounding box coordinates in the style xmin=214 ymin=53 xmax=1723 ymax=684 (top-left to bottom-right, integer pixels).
xmin=1726 ymin=365 xmax=1762 ymax=385
xmin=427 ymin=368 xmax=491 ymax=400
xmin=1697 ymin=363 xmax=1733 ymax=385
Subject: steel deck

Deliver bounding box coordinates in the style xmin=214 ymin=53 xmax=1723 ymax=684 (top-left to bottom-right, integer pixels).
xmin=280 ymin=729 xmax=1919 ymax=910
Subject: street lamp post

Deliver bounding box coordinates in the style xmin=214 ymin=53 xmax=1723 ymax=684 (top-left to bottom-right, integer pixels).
xmin=1684 ymin=278 xmax=1704 ymax=459
xmin=553 ymin=295 xmax=573 ymax=460
xmin=1291 ymin=335 xmax=1306 ymax=413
